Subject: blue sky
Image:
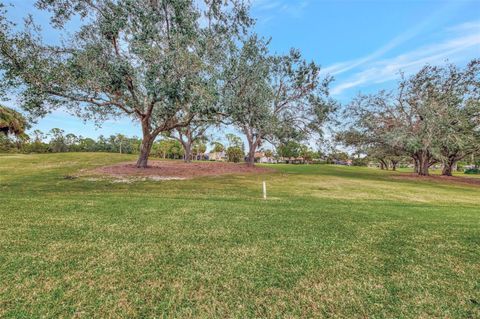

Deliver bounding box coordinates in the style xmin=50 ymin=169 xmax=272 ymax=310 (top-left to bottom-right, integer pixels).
xmin=3 ymin=0 xmax=480 ymax=142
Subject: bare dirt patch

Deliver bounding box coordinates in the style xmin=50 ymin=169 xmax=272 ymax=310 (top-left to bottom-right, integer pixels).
xmin=89 ymin=160 xmax=275 ymax=179
xmin=392 ymin=172 xmax=480 ymax=187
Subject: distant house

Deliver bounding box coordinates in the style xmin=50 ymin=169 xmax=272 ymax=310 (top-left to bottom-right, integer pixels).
xmin=194 ymin=153 xmax=208 ymax=161
xmin=278 ymin=157 xmax=308 ymax=164
xmin=334 ymin=159 xmax=352 ymax=166
xmin=254 ymin=152 xmax=276 ymax=163
xmin=208 ymin=151 xmax=227 ymax=161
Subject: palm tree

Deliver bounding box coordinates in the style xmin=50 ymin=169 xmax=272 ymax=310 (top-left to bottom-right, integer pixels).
xmin=0 ymin=105 xmax=28 ymax=137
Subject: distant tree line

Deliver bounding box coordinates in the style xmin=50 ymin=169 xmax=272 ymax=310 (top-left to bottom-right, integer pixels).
xmin=1 ymin=123 xmax=331 ymax=164
xmin=0 ymin=127 xmax=192 ymax=159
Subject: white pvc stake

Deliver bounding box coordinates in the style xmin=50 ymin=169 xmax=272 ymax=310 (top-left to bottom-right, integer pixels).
xmin=263 ymin=181 xmax=267 ymax=200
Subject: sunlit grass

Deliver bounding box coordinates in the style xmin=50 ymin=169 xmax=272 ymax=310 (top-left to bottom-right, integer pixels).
xmin=0 ymin=153 xmax=479 ymax=318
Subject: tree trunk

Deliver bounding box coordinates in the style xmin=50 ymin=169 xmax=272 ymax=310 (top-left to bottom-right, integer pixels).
xmin=244 ymin=130 xmax=261 ymax=167
xmin=442 ymin=163 xmax=453 ymax=176
xmin=136 ymin=133 xmax=155 ymax=168
xmin=441 ymin=157 xmax=457 ymax=176
xmin=417 ymin=152 xmax=430 ymax=176
xmin=418 ymin=161 xmax=429 ymax=176
xmin=379 ymin=159 xmax=388 ymax=170
xmin=183 ymin=142 xmax=192 ymax=163
xmin=391 ymin=160 xmax=398 ymax=171
xmin=247 ymin=143 xmax=255 ymax=167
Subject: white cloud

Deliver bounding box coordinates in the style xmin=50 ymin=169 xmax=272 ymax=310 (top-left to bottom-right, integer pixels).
xmin=252 ymin=0 xmax=310 ymax=19
xmin=329 ymin=21 xmax=480 ymax=96
xmin=445 ymin=20 xmax=480 ymax=32
xmin=323 ymin=0 xmax=468 ymax=78
xmin=252 ymin=0 xmax=282 ymax=11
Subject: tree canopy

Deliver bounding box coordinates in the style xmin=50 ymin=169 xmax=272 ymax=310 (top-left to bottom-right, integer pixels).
xmin=0 ymin=0 xmax=250 ymax=167
xmin=222 ymin=35 xmax=336 ymax=166
xmin=0 ymin=105 xmax=28 ymax=137
xmin=342 ymin=59 xmax=480 ymax=175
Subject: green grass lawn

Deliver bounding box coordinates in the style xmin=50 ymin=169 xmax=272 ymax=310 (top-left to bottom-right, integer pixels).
xmin=396 ymin=166 xmax=480 ymax=179
xmin=1 ymin=153 xmax=479 ymax=318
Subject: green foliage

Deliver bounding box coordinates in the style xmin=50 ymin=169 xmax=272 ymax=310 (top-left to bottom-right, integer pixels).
xmin=49 ymin=128 xmax=68 ymax=153
xmin=210 ymin=141 xmax=225 ymax=153
xmin=0 ymin=133 xmax=14 ymax=152
xmin=226 ymin=133 xmax=243 ymax=149
xmin=276 ymin=141 xmax=315 ymax=161
xmin=0 ymin=128 xmax=144 ymax=154
xmin=152 ymin=139 xmax=184 ymax=159
xmin=351 ymin=157 xmax=369 ymax=166
xmin=264 ymin=149 xmax=273 ymax=158
xmin=325 ymin=150 xmax=350 ymax=163
xmin=277 ymin=141 xmax=300 ymax=158
xmin=343 ymin=59 xmax=480 ymax=176
xmin=298 ymin=144 xmax=316 ymax=161
xmin=226 ymin=146 xmax=243 ymax=162
xmin=464 ymin=168 xmax=480 ymax=174
xmin=222 ymin=35 xmax=336 ymax=164
xmin=0 ymin=105 xmax=28 ymax=137
xmin=0 ymin=0 xmax=251 ymax=166
xmin=192 ymin=140 xmax=207 ymax=157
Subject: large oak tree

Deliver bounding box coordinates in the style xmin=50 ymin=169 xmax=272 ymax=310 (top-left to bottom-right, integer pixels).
xmin=0 ymin=0 xmax=250 ymax=167
xmin=345 ymin=60 xmax=480 ymax=176
xmin=222 ymin=35 xmax=336 ymax=166
xmin=425 ymin=61 xmax=480 ymax=175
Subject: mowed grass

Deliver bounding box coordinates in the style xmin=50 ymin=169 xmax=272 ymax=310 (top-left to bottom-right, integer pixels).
xmin=0 ymin=153 xmax=479 ymax=318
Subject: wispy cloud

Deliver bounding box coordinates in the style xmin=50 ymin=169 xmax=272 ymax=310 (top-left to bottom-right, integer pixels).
xmin=252 ymin=0 xmax=310 ymax=20
xmin=445 ymin=20 xmax=480 ymax=32
xmin=323 ymin=0 xmax=467 ymax=77
xmin=329 ymin=20 xmax=480 ymax=96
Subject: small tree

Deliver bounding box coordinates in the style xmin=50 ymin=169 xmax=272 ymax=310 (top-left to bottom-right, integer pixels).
xmin=28 ymin=129 xmax=48 ymax=153
xmin=65 ymin=133 xmax=79 ymax=151
xmin=277 ymin=140 xmax=300 ymax=159
xmin=113 ymin=134 xmax=128 ymax=154
xmin=226 ymin=146 xmax=243 ymax=163
xmin=226 ymin=133 xmax=244 ymax=150
xmin=48 ymin=128 xmax=67 ymax=152
xmin=78 ymin=137 xmax=96 ymax=152
xmin=153 ymin=138 xmax=184 ymax=159
xmin=169 ymin=122 xmax=210 ymax=162
xmin=224 ymin=133 xmax=244 ymax=163
xmin=192 ymin=140 xmax=207 ymax=160
xmin=210 ymin=141 xmax=225 ymax=153
xmin=299 ymin=144 xmax=315 ymax=163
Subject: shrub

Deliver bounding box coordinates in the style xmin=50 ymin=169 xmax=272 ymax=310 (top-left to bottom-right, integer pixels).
xmin=226 ymin=146 xmax=243 ymax=163
xmin=352 ymin=157 xmax=368 ymax=166
xmin=464 ymin=168 xmax=480 ymax=174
